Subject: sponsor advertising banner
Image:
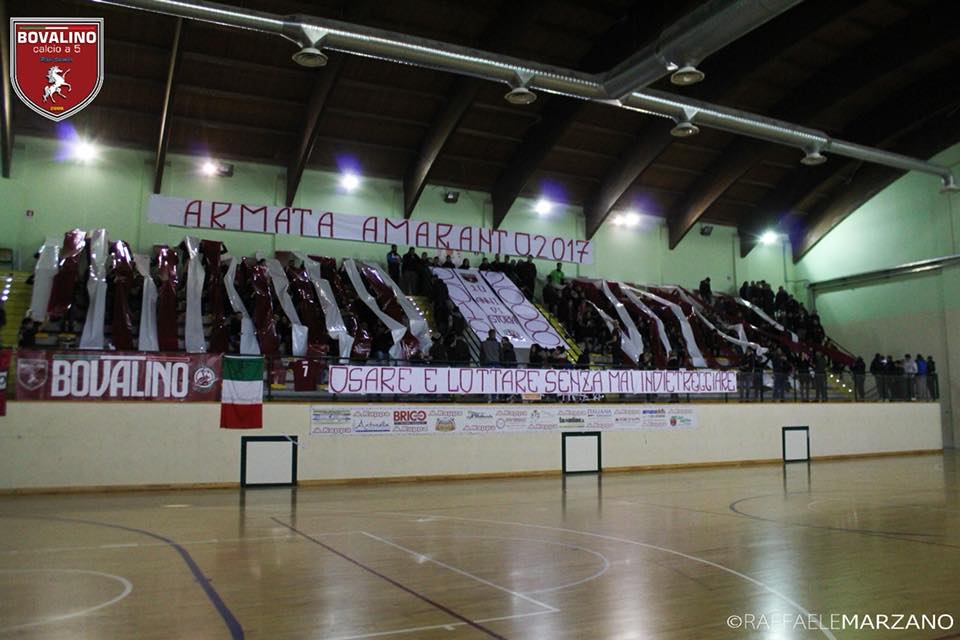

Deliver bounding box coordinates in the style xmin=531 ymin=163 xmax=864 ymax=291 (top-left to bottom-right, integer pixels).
xmin=15 ymin=350 xmax=221 ymax=401
xmin=327 ymin=365 xmax=737 ymax=395
xmin=147 ymin=195 xmax=594 ymax=264
xmin=308 ymin=404 xmax=698 ymax=435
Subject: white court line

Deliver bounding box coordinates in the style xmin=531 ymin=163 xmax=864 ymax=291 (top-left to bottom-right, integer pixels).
xmin=0 ymin=532 xmax=358 ymax=556
xmin=0 ymin=568 xmax=133 ymax=632
xmin=377 ymin=511 xmax=838 ymax=640
xmin=359 ymin=531 xmax=559 ymax=613
xmin=380 ymin=533 xmax=611 ymax=595
xmin=324 ymin=609 xmax=554 ymax=640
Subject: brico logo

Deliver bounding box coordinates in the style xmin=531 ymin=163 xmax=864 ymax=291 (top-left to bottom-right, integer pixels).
xmin=394 ymin=410 xmax=427 ymax=425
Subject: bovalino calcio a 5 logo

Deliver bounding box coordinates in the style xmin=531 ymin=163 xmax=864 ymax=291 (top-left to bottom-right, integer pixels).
xmin=10 ymin=18 xmax=103 ymax=122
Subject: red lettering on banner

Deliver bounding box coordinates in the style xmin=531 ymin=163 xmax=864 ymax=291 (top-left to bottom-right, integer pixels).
xmin=385 ymin=218 xmax=409 ymax=245
xmin=551 ymin=237 xmax=565 ymax=260
xmin=317 ymin=211 xmax=334 ymax=238
xmin=544 ymin=370 xmax=557 ymax=394
xmin=183 ymin=200 xmax=202 ymax=227
xmin=210 ymin=201 xmax=231 ymax=229
xmin=274 ymin=207 xmax=291 ymax=235
xmin=380 ymin=367 xmax=396 ymax=392
xmin=493 ymin=229 xmax=507 ymax=253
xmin=533 ymin=234 xmax=547 ymax=257
xmin=363 ymin=367 xmax=380 ymax=392
xmin=361 ymin=216 xmax=379 ymax=243
xmin=398 ymin=367 xmax=413 ymax=394
xmin=436 ymin=223 xmax=452 ymax=249
xmin=424 ymin=368 xmax=437 ymax=393
xmin=514 ymin=232 xmax=531 ymax=256
xmin=240 ymin=205 xmax=267 ymax=232
xmin=477 ymin=228 xmax=492 ymax=253
xmin=328 ymin=366 xmax=346 ymax=393
xmin=294 ymin=208 xmax=311 ymax=236
xmin=576 ymin=240 xmax=590 ymax=263
xmin=458 ymin=226 xmax=473 ymax=252
xmin=413 ymin=221 xmax=429 ymax=247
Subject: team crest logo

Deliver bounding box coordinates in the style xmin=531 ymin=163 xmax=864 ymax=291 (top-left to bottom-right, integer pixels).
xmin=192 ymin=366 xmax=217 ymax=392
xmin=17 ymin=358 xmax=48 ymax=391
xmin=10 ymin=18 xmax=103 ymax=122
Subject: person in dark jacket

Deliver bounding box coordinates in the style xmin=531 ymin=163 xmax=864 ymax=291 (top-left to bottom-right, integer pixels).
xmin=386 ymin=245 xmax=401 ymax=283
xmin=480 ymin=329 xmax=500 ymax=365
xmin=870 ymin=353 xmax=886 ymax=400
xmin=813 ymin=353 xmax=828 ymax=402
xmin=401 ymin=247 xmax=420 ymax=294
xmin=428 ymin=334 xmax=447 ymax=363
xmin=851 ymin=356 xmax=866 ymax=401
xmin=927 ymin=356 xmax=938 ymax=399
xmin=500 ymin=337 xmax=517 ymax=367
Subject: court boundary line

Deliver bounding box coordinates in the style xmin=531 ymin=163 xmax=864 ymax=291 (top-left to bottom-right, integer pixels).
xmin=0 ymin=514 xmax=244 ymax=640
xmin=359 ymin=531 xmax=559 ymax=612
xmin=378 ymin=510 xmax=838 ymax=640
xmin=270 ymin=517 xmax=508 ymax=640
xmin=0 ymin=568 xmax=133 ymax=632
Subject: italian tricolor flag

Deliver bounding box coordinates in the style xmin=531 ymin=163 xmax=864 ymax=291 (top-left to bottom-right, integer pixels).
xmin=220 ymin=356 xmax=264 ymax=429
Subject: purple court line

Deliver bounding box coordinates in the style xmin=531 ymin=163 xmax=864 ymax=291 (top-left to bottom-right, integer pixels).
xmin=269 ymin=517 xmax=508 ymax=640
xmin=1 ymin=514 xmax=244 ymax=640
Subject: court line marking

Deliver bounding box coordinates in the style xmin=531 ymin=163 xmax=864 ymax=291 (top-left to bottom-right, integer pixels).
xmin=271 ymin=518 xmax=508 ymax=640
xmin=378 ymin=510 xmax=838 ymax=640
xmin=0 ymin=514 xmax=245 ymax=640
xmin=378 ymin=533 xmax=611 ymax=595
xmin=0 ymin=532 xmax=358 ymax=556
xmin=0 ymin=568 xmax=133 ymax=632
xmin=323 ymin=610 xmax=554 ymax=640
xmin=359 ymin=531 xmax=559 ymax=612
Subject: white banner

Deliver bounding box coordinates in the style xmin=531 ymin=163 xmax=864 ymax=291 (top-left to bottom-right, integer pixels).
xmin=451 ymin=268 xmax=533 ymax=348
xmin=79 ymin=229 xmax=108 ymax=350
xmin=308 ymin=404 xmax=698 ymax=435
xmin=183 ymin=236 xmax=207 ymax=353
xmin=482 ymin=271 xmax=565 ymax=349
xmin=326 ymin=365 xmax=736 ymax=395
xmin=147 ymin=195 xmax=594 ymax=264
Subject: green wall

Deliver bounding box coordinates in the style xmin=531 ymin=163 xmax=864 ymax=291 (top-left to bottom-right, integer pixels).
xmin=794 ymin=142 xmax=960 ymax=446
xmin=0 ymin=135 xmax=789 ymax=294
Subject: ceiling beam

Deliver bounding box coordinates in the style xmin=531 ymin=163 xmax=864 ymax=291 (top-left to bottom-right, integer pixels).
xmin=0 ymin=0 xmax=12 ymax=178
xmin=284 ymin=56 xmax=344 ymax=206
xmin=585 ymin=0 xmax=860 ymax=239
xmin=490 ymin=2 xmax=706 ymax=228
xmin=793 ymin=112 xmax=960 ymax=261
xmin=401 ymin=1 xmax=544 ymax=219
xmin=153 ymin=17 xmax=183 ymax=194
xmin=669 ymin=1 xmax=960 ymax=249
xmin=739 ymin=67 xmax=960 ymax=257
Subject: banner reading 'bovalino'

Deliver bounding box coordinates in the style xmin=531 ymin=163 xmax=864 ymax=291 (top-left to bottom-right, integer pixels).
xmin=327 ymin=365 xmax=737 ymax=395
xmin=16 ymin=350 xmax=221 ymax=401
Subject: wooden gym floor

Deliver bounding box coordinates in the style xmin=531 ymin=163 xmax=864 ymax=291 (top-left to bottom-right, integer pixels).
xmin=1 ymin=453 xmax=959 ymax=639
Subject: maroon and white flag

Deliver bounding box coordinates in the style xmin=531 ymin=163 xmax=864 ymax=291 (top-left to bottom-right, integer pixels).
xmin=11 ymin=18 xmax=104 ymax=122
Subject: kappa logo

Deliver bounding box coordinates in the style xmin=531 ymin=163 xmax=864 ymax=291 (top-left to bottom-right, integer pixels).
xmin=17 ymin=358 xmax=47 ymax=390
xmin=11 ymin=18 xmax=104 ymax=122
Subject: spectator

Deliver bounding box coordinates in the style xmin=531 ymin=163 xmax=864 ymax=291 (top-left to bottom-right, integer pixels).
xmin=926 ymin=356 xmax=938 ymax=399
xmin=418 ymin=252 xmax=432 ymax=292
xmin=813 ymin=353 xmax=828 ymax=402
xmin=698 ymin=277 xmax=712 ymax=304
xmin=18 ymin=317 xmax=39 ymax=347
xmin=772 ymin=350 xmax=790 ymax=401
xmin=576 ymin=346 xmax=591 ymax=368
xmin=401 ymin=247 xmax=420 ymax=294
xmin=796 ymin=352 xmax=812 ymax=402
xmin=442 ymin=255 xmax=455 ymax=268
xmin=903 ymin=354 xmax=917 ymax=400
xmin=428 ymin=334 xmax=447 ymax=362
xmin=851 ymin=356 xmax=866 ymax=401
xmin=738 ymin=349 xmax=755 ymax=402
xmin=490 ymin=254 xmax=503 ymax=272
xmin=546 ymin=262 xmax=565 ymax=287
xmin=915 ymin=354 xmax=928 ymax=400
xmin=478 ymin=257 xmax=491 ymax=271
xmin=386 ymin=244 xmax=401 ymax=283
xmin=870 ymin=353 xmax=887 ymax=400
xmin=500 ymin=337 xmax=517 ymax=367
xmin=447 ymin=334 xmax=471 ymax=364
xmin=516 ymin=256 xmax=536 ymax=299
xmin=775 ymin=286 xmax=788 ymax=310
xmin=529 ymin=344 xmax=544 ymax=368
xmin=480 ymin=329 xmax=500 ymax=365
xmin=458 ymin=258 xmax=471 ymax=270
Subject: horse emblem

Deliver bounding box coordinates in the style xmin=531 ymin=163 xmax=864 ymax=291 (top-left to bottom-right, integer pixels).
xmin=42 ymin=67 xmax=72 ymax=103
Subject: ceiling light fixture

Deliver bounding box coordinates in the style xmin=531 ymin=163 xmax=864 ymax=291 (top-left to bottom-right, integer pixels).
xmin=801 ymin=148 xmax=827 ymax=166
xmin=341 ymin=172 xmax=360 ymax=191
xmin=759 ymin=230 xmax=778 ymax=245
xmin=534 ymin=198 xmax=553 ymax=215
xmin=292 ymin=46 xmax=328 ymax=67
xmin=72 ymin=140 xmax=98 ymax=163
xmin=670 ymin=65 xmax=705 ymax=86
xmin=670 ymin=120 xmax=700 ymax=137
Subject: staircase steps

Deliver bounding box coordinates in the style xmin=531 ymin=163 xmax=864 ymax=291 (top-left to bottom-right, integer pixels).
xmin=534 ymin=303 xmax=582 ymax=364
